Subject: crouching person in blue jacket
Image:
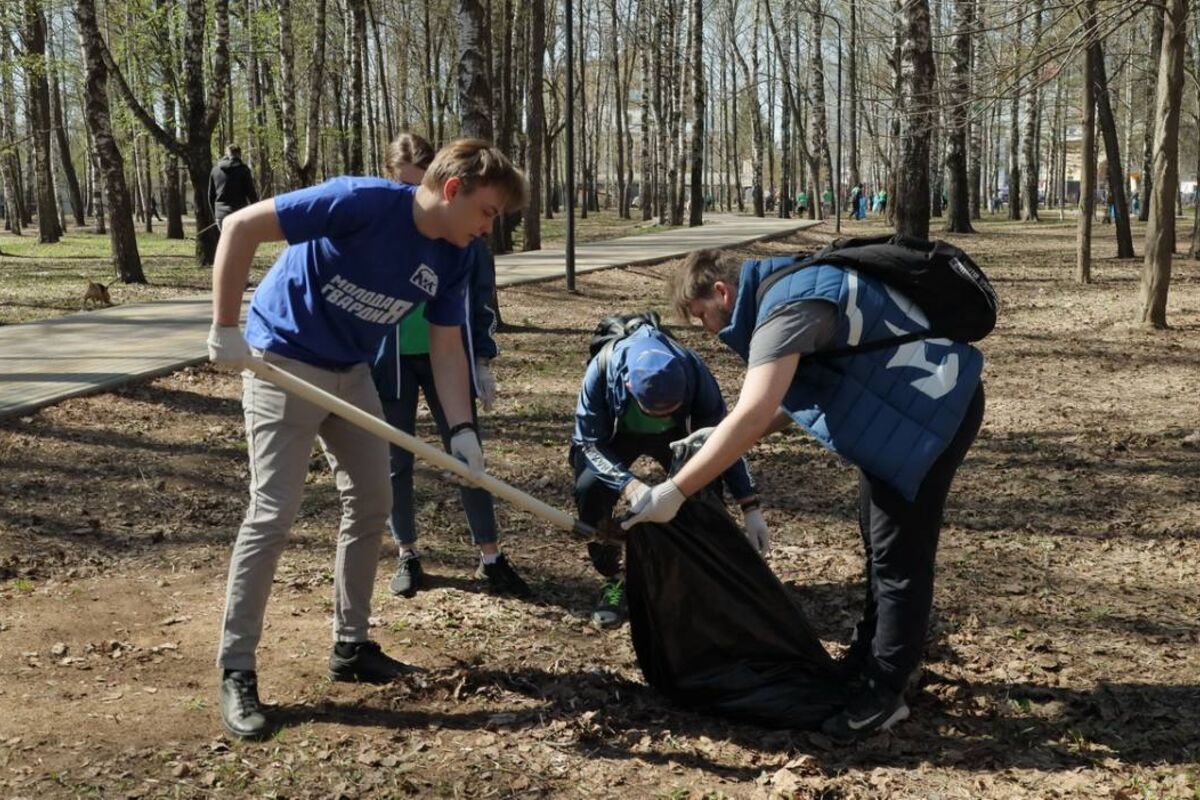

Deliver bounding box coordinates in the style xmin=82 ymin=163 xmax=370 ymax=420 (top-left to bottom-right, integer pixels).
xmin=626 ymin=249 xmax=985 ymax=740
xmin=571 ymin=323 xmax=768 ymax=627
xmin=372 ymin=132 xmax=530 ymax=600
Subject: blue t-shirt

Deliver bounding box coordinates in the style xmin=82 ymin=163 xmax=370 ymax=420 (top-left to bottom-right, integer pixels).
xmin=245 ymin=177 xmax=472 ymax=368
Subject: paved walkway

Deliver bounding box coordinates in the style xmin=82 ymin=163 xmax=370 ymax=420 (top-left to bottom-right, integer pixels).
xmin=0 ymin=214 xmax=817 ymax=419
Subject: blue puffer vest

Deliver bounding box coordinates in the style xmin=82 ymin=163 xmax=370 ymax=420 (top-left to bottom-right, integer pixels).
xmin=718 ymin=257 xmax=984 ymax=500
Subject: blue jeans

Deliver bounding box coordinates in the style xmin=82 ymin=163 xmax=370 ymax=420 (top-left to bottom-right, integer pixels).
xmin=379 ymin=355 xmax=497 ymax=548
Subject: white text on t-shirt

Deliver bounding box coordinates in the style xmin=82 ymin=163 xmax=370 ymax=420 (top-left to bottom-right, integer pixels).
xmin=322 ymin=274 xmax=414 ymax=325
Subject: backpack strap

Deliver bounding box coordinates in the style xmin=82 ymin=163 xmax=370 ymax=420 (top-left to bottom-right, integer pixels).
xmin=753 ymin=246 xmax=938 ymax=362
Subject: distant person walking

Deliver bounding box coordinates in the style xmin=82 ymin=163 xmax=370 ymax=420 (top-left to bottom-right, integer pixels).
xmin=208 ymin=145 xmax=259 ymax=232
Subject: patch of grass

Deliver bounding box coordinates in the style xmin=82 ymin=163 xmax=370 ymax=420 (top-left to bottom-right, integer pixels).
xmin=182 ymin=696 xmax=208 ymax=712
xmin=11 ymin=577 xmax=34 ymax=592
xmin=514 ymin=208 xmax=682 ymax=250
xmin=0 ymin=228 xmax=282 ymax=325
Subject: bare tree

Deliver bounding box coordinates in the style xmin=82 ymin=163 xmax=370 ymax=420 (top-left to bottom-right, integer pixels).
xmin=74 ymin=0 xmax=144 ymax=283
xmin=1137 ymin=0 xmax=1188 ymax=328
xmin=1021 ymin=0 xmax=1042 ymax=221
xmin=523 ymin=0 xmax=545 ymax=249
xmin=847 ymin=0 xmax=859 ymax=193
xmin=1006 ymin=9 xmax=1021 ymax=221
xmin=895 ymin=0 xmax=935 ymax=239
xmin=102 ymin=0 xmax=230 ymax=264
xmin=48 ymin=38 xmax=85 ymax=228
xmin=22 ymin=0 xmax=62 ymax=242
xmin=1077 ymin=2 xmax=1096 ymax=284
xmin=1139 ymin=6 xmax=1164 ymax=223
xmin=1090 ymin=34 xmax=1134 ymax=257
xmin=687 ymin=0 xmax=704 ymax=226
xmin=944 ymin=0 xmax=973 ymax=233
xmin=733 ymin=0 xmax=764 ymax=217
xmin=809 ymin=0 xmax=834 ymax=210
xmin=0 ymin=33 xmax=23 ymax=236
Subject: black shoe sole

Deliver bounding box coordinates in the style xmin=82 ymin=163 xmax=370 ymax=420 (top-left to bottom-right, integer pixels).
xmin=221 ymin=717 xmax=269 ymax=740
xmin=328 ymin=669 xmax=403 ymax=684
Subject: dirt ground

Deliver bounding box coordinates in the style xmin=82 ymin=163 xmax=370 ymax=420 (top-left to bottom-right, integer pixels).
xmin=1 ymin=219 xmax=1198 ymax=799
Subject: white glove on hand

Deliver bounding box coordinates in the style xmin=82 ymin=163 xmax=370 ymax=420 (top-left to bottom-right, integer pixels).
xmin=207 ymin=323 xmax=249 ymax=371
xmin=743 ymin=507 xmax=769 ymax=555
xmin=669 ymin=426 xmax=716 ymax=469
xmin=449 ymin=425 xmax=485 ymax=477
xmin=621 ymin=479 xmax=686 ymax=530
xmin=474 ymin=358 xmax=497 ymax=412
xmin=622 ymin=478 xmax=651 ymax=510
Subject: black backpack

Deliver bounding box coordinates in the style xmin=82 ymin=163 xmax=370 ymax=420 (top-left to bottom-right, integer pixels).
xmin=755 ymin=233 xmax=999 ymax=358
xmin=588 ymin=311 xmax=667 ymax=380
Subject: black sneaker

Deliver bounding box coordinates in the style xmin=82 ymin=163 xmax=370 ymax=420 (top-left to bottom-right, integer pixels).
xmin=821 ymin=678 xmax=910 ymax=741
xmin=835 ymin=644 xmax=922 ymax=691
xmin=591 ymin=577 xmax=627 ymax=628
xmin=219 ymin=670 xmax=268 ymax=739
xmin=475 ymin=553 xmax=532 ymax=598
xmin=389 ymin=551 xmax=425 ymax=598
xmin=328 ymin=641 xmax=420 ymax=684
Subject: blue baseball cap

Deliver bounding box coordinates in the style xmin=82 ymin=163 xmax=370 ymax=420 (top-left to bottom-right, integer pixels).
xmin=624 ymin=336 xmax=686 ymax=414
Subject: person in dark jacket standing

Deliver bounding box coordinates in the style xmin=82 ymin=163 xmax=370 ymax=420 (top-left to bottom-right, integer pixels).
xmin=372 ymin=132 xmax=530 ymax=600
xmin=208 ymin=145 xmax=259 ymax=230
xmin=571 ymin=323 xmax=767 ymax=627
xmin=625 ymin=248 xmax=986 ymax=741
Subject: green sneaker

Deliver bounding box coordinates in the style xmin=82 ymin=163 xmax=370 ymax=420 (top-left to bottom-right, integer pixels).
xmin=591 ymin=577 xmax=627 ymax=628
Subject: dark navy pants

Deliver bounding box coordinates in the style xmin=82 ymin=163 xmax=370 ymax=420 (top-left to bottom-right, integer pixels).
xmin=571 ymin=431 xmax=678 ymax=578
xmin=852 ymin=383 xmax=986 ymax=692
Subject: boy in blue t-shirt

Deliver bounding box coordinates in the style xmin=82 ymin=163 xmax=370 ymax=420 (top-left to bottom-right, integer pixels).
xmin=205 ymin=139 xmax=527 ymax=740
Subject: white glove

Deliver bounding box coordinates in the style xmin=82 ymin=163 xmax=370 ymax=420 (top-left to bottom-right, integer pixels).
xmin=743 ymin=507 xmax=769 ymax=555
xmin=622 ymin=478 xmax=651 ymax=510
xmin=621 ymin=479 xmax=686 ymax=530
xmin=474 ymin=358 xmax=497 ymax=412
xmin=207 ymin=323 xmax=249 ymax=370
xmin=670 ymin=426 xmax=716 ymax=468
xmin=449 ymin=424 xmax=485 ymax=477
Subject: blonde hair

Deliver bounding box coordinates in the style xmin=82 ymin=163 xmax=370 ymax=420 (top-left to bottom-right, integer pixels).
xmin=422 ymin=138 xmax=529 ymax=213
xmin=384 ymin=132 xmax=435 ymax=180
xmin=670 ymin=249 xmax=743 ymax=321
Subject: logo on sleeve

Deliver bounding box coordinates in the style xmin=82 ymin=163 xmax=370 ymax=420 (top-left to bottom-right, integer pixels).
xmin=410 ymin=264 xmax=438 ymax=296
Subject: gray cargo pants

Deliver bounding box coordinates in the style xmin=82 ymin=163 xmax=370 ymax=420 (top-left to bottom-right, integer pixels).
xmin=217 ymin=351 xmax=391 ymax=671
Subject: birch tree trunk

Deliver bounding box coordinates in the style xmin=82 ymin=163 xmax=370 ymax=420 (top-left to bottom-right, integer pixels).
xmin=687 ymin=0 xmax=704 ymax=226
xmin=640 ymin=1 xmax=654 ymax=221
xmin=1021 ymin=0 xmax=1042 ymax=221
xmin=74 ymin=0 xmax=144 ymax=282
xmin=1137 ymin=0 xmax=1188 ymax=327
xmin=809 ymin=0 xmax=835 ymax=209
xmin=944 ymin=0 xmax=973 ymax=232
xmin=1006 ymin=12 xmax=1021 ymax=220
xmin=895 ymin=0 xmax=935 ymax=239
xmin=1077 ymin=1 xmax=1096 ymax=284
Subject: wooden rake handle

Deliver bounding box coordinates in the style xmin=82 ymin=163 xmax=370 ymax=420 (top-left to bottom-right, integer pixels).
xmin=244 ymin=357 xmax=600 ymax=541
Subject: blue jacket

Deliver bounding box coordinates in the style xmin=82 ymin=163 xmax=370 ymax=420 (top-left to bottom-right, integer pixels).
xmin=719 ymin=256 xmax=984 ymax=500
xmin=571 ymin=326 xmax=757 ymax=498
xmin=372 ymin=239 xmax=498 ymax=399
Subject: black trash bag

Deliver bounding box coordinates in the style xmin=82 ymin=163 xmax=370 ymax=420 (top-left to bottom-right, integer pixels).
xmin=624 ymin=495 xmax=851 ymax=729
